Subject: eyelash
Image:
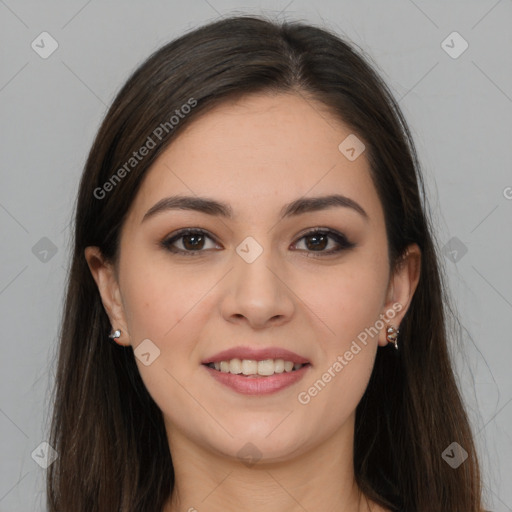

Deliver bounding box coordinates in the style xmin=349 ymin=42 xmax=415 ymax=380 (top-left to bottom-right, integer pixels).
xmin=161 ymin=228 xmax=356 ymax=258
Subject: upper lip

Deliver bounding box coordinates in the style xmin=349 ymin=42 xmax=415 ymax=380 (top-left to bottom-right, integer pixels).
xmin=202 ymin=346 xmax=310 ymax=365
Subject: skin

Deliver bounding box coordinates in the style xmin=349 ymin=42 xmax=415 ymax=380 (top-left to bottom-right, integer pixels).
xmin=86 ymin=92 xmax=421 ymax=512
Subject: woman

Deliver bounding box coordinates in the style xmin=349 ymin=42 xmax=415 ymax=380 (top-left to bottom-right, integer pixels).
xmin=47 ymin=15 xmax=484 ymax=512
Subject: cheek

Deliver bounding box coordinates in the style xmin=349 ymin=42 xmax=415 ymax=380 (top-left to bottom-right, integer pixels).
xmin=119 ymin=254 xmax=217 ymax=345
xmin=295 ymin=258 xmax=388 ymax=350
xmin=118 ymin=257 xmax=216 ymax=433
xmin=291 ymin=258 xmax=387 ymax=414
xmin=295 ymin=345 xmax=376 ymax=445
xmin=294 ymin=272 xmax=382 ymax=422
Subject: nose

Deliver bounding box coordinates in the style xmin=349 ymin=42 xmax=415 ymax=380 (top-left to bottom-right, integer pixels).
xmin=219 ymin=246 xmax=295 ymax=330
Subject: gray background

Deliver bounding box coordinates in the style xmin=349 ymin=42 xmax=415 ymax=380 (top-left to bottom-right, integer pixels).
xmin=0 ymin=0 xmax=511 ymax=510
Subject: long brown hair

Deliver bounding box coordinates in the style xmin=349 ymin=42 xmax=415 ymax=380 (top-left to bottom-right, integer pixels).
xmin=47 ymin=15 xmax=483 ymax=511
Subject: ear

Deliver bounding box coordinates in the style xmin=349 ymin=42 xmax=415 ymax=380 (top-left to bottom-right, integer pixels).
xmin=378 ymin=243 xmax=421 ymax=347
xmin=84 ymin=246 xmax=131 ymax=346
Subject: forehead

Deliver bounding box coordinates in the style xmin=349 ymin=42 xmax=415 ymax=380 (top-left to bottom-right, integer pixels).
xmin=127 ymin=92 xmax=383 ymax=225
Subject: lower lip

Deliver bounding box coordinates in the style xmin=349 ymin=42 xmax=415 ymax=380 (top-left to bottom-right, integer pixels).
xmin=203 ymin=364 xmax=311 ymax=395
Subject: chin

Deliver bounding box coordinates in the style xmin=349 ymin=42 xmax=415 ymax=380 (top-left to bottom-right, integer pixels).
xmin=200 ymin=416 xmax=315 ymax=463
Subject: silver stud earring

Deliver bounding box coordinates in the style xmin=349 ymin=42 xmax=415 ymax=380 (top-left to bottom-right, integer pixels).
xmin=109 ymin=329 xmax=121 ymax=341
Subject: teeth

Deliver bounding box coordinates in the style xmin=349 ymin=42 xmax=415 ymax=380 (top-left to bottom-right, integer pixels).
xmin=241 ymin=359 xmax=258 ymax=375
xmin=274 ymin=359 xmax=285 ymax=373
xmin=229 ymin=358 xmax=242 ymax=374
xmin=257 ymin=359 xmax=274 ymax=376
xmin=208 ymin=358 xmax=305 ymax=376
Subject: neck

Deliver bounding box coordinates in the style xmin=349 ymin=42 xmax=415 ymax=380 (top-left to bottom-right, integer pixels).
xmin=163 ymin=415 xmax=374 ymax=512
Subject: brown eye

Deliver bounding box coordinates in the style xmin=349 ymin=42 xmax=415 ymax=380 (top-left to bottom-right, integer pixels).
xmin=162 ymin=228 xmax=354 ymax=257
xmin=182 ymin=233 xmax=206 ymax=250
xmin=162 ymin=229 xmax=220 ymax=255
xmin=293 ymin=229 xmax=355 ymax=255
xmin=304 ymin=233 xmax=329 ymax=251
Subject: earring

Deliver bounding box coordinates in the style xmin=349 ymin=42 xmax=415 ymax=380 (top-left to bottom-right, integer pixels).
xmin=109 ymin=329 xmax=121 ymax=343
xmin=386 ymin=325 xmax=399 ymax=350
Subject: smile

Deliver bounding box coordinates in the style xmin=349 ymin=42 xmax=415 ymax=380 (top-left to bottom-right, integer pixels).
xmin=202 ymin=360 xmax=311 ymax=395
xmin=206 ymin=358 xmax=307 ymax=377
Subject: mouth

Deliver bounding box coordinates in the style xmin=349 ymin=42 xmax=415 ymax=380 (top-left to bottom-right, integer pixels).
xmin=202 ymin=351 xmax=312 ymax=396
xmin=201 ymin=347 xmax=312 ymax=395
xmin=203 ymin=358 xmax=311 ymax=378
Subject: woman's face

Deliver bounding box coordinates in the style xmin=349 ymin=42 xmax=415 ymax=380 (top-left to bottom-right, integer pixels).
xmin=87 ymin=92 xmax=419 ymax=463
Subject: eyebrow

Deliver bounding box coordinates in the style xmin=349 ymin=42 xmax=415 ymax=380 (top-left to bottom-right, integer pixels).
xmin=141 ymin=194 xmax=369 ymax=223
